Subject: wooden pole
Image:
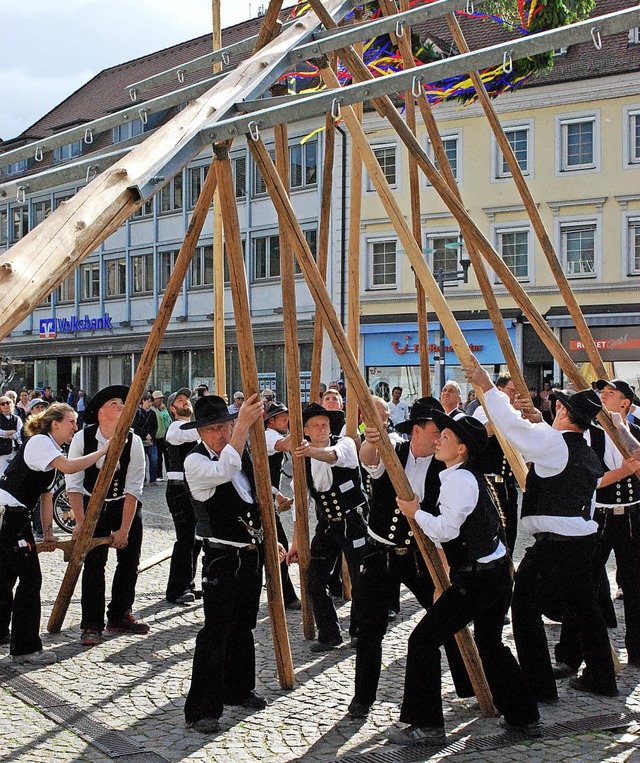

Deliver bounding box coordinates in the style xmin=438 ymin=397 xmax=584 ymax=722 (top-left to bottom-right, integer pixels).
xmin=138 ymin=547 xmax=173 ymax=573
xmin=212 ymin=143 xmax=294 ymax=689
xmin=248 ymin=135 xmax=497 ymax=717
xmin=252 ymin=0 xmax=284 ymax=54
xmin=273 ymin=93 xmax=315 ymax=640
xmin=48 ymin=159 xmax=220 ymax=633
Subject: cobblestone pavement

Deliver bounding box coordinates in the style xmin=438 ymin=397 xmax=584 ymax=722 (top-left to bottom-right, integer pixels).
xmin=1 ymin=484 xmax=639 ymax=763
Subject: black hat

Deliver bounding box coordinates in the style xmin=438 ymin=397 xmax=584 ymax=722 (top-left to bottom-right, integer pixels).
xmin=168 ymin=387 xmax=192 ymax=409
xmin=595 ymin=379 xmax=634 ymax=403
xmin=551 ymin=388 xmax=602 ymax=425
xmin=84 ymin=385 xmax=129 ymax=425
xmin=180 ymin=395 xmax=237 ymax=430
xmin=264 ymin=402 xmax=289 ymax=425
xmin=395 ymin=396 xmax=444 ymax=435
xmin=430 ymin=410 xmax=488 ymax=455
xmin=302 ymin=402 xmax=345 ymax=430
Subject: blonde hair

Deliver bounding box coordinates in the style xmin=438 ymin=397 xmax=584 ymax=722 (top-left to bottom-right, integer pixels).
xmin=23 ymin=403 xmax=75 ymax=437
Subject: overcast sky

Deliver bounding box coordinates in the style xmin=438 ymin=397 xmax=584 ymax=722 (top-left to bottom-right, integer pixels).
xmin=0 ymin=0 xmax=263 ymax=141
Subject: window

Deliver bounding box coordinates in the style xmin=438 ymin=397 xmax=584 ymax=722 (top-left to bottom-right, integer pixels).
xmin=55 ymin=273 xmax=76 ymax=304
xmin=624 ymin=107 xmax=640 ymax=167
xmin=426 ymin=234 xmax=461 ymax=277
xmin=131 ymin=253 xmax=153 ymax=294
xmin=627 ymin=218 xmax=640 ymax=275
xmin=80 ymin=262 xmax=100 ymax=300
xmin=190 ymin=245 xmax=214 ymax=287
xmin=233 ymin=155 xmax=247 ymax=200
xmin=105 ymin=257 xmax=126 ymax=298
xmin=556 ymin=113 xmax=599 ymax=173
xmin=11 ymin=206 xmax=28 ymax=242
xmin=112 ymin=118 xmax=143 ymax=144
xmin=496 ymin=228 xmax=530 ymax=280
xmin=54 ymin=141 xmax=82 ymax=163
xmin=133 ymin=199 xmax=154 ymax=218
xmin=253 ymin=234 xmax=280 ymax=280
xmin=32 ymin=199 xmax=52 ymax=227
xmin=368 ymin=144 xmax=397 ymax=190
xmin=629 ymin=28 xmax=640 ymax=45
xmin=289 ymin=140 xmax=317 ymax=190
xmin=54 ymin=193 xmax=74 ymax=210
xmin=494 ymin=125 xmax=531 ymax=179
xmin=295 ymin=228 xmax=317 ymax=275
xmin=252 ymin=149 xmax=275 ymax=197
xmin=369 ymin=240 xmax=397 ymax=289
xmin=187 ymin=166 xmax=211 ymax=210
xmin=159 ymin=250 xmax=179 ymax=291
xmin=426 ymin=133 xmax=460 ymax=184
xmin=2 ymin=160 xmax=27 ymax=177
xmin=561 ymin=222 xmax=597 ymax=277
xmin=159 ymin=174 xmax=183 ymax=214
xmin=0 ymin=209 xmax=6 ymax=247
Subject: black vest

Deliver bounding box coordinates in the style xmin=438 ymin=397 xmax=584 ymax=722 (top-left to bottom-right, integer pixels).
xmin=521 ymin=431 xmax=603 ymax=521
xmin=185 ymin=442 xmax=262 ymax=544
xmin=0 ymin=413 xmax=18 ymax=456
xmin=82 ymin=424 xmax=133 ymax=500
xmin=439 ymin=464 xmax=502 ymax=569
xmin=166 ymin=438 xmax=196 ymax=476
xmin=590 ymin=423 xmax=640 ymax=507
xmin=477 ymin=434 xmax=514 ymax=483
xmin=305 ymin=458 xmax=368 ymax=522
xmin=268 ymin=451 xmax=284 ymax=489
xmin=368 ymin=441 xmax=443 ymax=548
xmin=0 ymin=437 xmax=57 ymax=512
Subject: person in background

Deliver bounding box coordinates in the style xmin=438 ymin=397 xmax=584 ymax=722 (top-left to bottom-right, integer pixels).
xmin=16 ymin=391 xmax=30 ymax=423
xmin=440 ymin=381 xmax=462 ymax=415
xmin=152 ymin=391 xmax=172 ymax=481
xmin=134 ymin=394 xmax=159 ymax=484
xmin=228 ymin=391 xmax=245 ymax=415
xmin=66 ymin=384 xmax=78 ymax=409
xmin=76 ymin=390 xmax=87 ymax=428
xmin=0 ymin=396 xmax=22 ymax=476
xmin=42 ymin=386 xmax=56 ymax=405
xmin=260 ymin=388 xmax=275 ymax=405
xmin=388 ymin=386 xmax=409 ymax=427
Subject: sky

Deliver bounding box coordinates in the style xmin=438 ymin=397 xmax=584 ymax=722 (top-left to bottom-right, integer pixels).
xmin=0 ymin=0 xmax=264 ymax=141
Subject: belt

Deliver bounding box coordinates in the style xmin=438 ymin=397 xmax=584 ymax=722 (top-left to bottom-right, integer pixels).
xmin=0 ymin=505 xmax=28 ymax=514
xmin=533 ymin=532 xmax=593 ymax=542
xmin=596 ymin=503 xmax=640 ymax=517
xmin=453 ymin=555 xmax=509 ymax=573
xmin=368 ymin=538 xmax=415 ymax=555
xmin=167 ymin=479 xmax=184 ymax=487
xmin=203 ymin=539 xmax=259 ymax=552
xmin=486 ymin=474 xmax=504 ymax=483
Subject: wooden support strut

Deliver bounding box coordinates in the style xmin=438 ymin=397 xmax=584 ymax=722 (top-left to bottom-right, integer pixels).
xmin=247 ymin=135 xmax=497 ymax=717
xmin=37 ymin=537 xmax=113 ymax=562
xmin=273 ymin=100 xmax=315 ymax=640
xmin=212 ymin=143 xmax=295 ymax=689
xmin=48 ymin=156 xmax=221 ymax=633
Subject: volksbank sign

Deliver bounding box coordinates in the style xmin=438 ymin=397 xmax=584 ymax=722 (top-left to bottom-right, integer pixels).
xmin=39 ymin=313 xmax=114 ymax=338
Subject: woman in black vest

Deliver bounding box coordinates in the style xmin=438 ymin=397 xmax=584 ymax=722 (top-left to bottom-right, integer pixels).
xmin=389 ymin=412 xmax=539 ymax=747
xmin=0 ymin=403 xmax=109 ymax=665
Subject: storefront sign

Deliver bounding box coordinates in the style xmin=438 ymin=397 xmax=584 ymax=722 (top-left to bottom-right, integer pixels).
xmin=391 ymin=336 xmax=482 ymax=355
xmin=563 ymin=327 xmax=640 ymax=361
xmin=39 ymin=313 xmax=114 ymax=338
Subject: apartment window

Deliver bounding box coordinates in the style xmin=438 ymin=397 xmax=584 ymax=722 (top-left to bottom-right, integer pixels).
xmin=427 ymin=234 xmax=461 ymax=277
xmin=233 ymin=155 xmax=247 ymax=200
xmin=190 ymin=245 xmax=214 ymax=287
xmin=253 ymin=149 xmax=275 ymax=197
xmin=496 ymin=228 xmax=530 ymax=280
xmin=426 ymin=133 xmax=460 ymax=184
xmin=253 ymin=234 xmax=280 ymax=280
xmin=159 ymin=174 xmax=183 ymax=214
xmin=557 ymin=113 xmax=599 ymax=173
xmin=2 ymin=160 xmax=27 ymax=177
xmin=222 ymin=239 xmax=245 ymax=284
xmin=289 ymin=140 xmax=318 ymax=189
xmin=11 ymin=206 xmax=29 ymax=242
xmin=159 ymin=250 xmax=179 ymax=291
xmin=624 ymin=107 xmax=640 ymax=167
xmin=369 ymin=240 xmax=397 ymax=289
xmin=32 ymin=199 xmax=52 ymax=227
xmin=54 ymin=193 xmax=74 ymax=210
xmin=80 ymin=262 xmax=100 ymax=300
xmin=187 ymin=165 xmax=210 ymax=210
xmin=495 ymin=125 xmax=531 ymax=179
xmin=294 ymin=228 xmax=318 ymax=275
xmin=131 ymin=253 xmax=154 ymax=294
xmin=112 ymin=118 xmax=143 ymax=144
xmin=628 ymin=218 xmax=640 ymax=275
xmin=561 ymin=222 xmax=597 ymax=277
xmin=0 ymin=209 xmax=7 ymax=247
xmin=105 ymin=257 xmax=126 ymax=298
xmin=368 ymin=144 xmax=397 ymax=190
xmin=55 ymin=273 xmax=76 ymax=304
xmin=629 ymin=28 xmax=640 ymax=45
xmin=132 ymin=199 xmax=154 ymax=218
xmin=54 ymin=141 xmax=82 ymax=163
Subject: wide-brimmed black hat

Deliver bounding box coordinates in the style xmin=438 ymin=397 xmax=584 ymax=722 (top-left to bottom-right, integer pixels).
xmin=302 ymin=402 xmax=345 ymax=430
xmin=180 ymin=395 xmax=237 ymax=430
xmin=264 ymin=402 xmax=288 ymax=425
xmin=551 ymin=388 xmax=602 ymax=425
xmin=395 ymin=396 xmax=444 ymax=434
xmin=595 ymin=379 xmax=634 ymax=403
xmin=167 ymin=387 xmax=192 ymax=409
xmin=84 ymin=385 xmax=129 ymax=425
xmin=430 ymin=410 xmax=488 ymax=455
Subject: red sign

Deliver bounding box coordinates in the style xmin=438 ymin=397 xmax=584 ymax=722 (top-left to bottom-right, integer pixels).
xmin=391 ymin=336 xmax=482 ymax=355
xmin=569 ymin=335 xmax=640 ymax=351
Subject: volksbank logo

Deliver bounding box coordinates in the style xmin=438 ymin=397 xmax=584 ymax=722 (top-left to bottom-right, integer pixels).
xmin=39 ymin=313 xmax=113 ymax=338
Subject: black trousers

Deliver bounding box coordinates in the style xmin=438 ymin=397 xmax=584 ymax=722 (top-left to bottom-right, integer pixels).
xmin=184 ymin=544 xmax=263 ymax=723
xmin=400 ymin=562 xmax=539 ymax=729
xmin=308 ymin=513 xmax=366 ymax=642
xmin=490 ymin=477 xmax=518 ymax=555
xmin=512 ymin=535 xmax=616 ymax=701
xmin=354 ymin=542 xmax=473 ymax=705
xmin=0 ymin=513 xmax=42 ymax=656
xmin=165 ymin=482 xmax=202 ymax=601
xmin=80 ymin=500 xmax=143 ymax=631
xmin=275 ymin=511 xmax=297 ymax=605
xmin=556 ymin=508 xmax=640 ymax=666
xmin=156 ymin=437 xmax=167 ymax=479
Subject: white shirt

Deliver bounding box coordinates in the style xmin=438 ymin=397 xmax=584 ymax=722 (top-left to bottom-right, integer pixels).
xmin=0 ymin=413 xmax=22 ymax=444
xmin=0 ymin=433 xmax=60 ymax=507
xmin=389 ymin=400 xmax=409 ymax=425
xmin=584 ymin=425 xmax=636 ymax=508
xmin=65 ymin=427 xmax=145 ymax=499
xmin=483 ymin=385 xmax=598 ymax=537
xmin=264 ymin=427 xmax=285 ymax=457
xmin=165 ymin=420 xmax=199 ymax=480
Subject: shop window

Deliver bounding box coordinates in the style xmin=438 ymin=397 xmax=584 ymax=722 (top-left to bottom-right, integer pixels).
xmin=368 ymin=239 xmax=397 ymax=289
xmin=54 ymin=140 xmax=82 ymax=163
xmin=494 ymin=124 xmax=531 ymax=179
xmin=131 ymin=252 xmax=154 ymax=294
xmin=32 ymin=199 xmax=52 ymax=227
xmin=11 ymin=205 xmax=29 ymax=243
xmin=289 ymin=140 xmax=317 ymax=190
xmin=367 ymin=144 xmax=397 ymax=190
xmin=560 ymin=221 xmax=597 ymax=277
xmin=159 ymin=250 xmax=179 ymax=291
xmin=55 ymin=273 xmax=76 ymax=304
xmin=159 ymin=174 xmax=183 ymax=214
xmin=105 ymin=257 xmax=126 ymax=298
xmin=252 ymin=234 xmax=280 ymax=280
xmin=190 ymin=245 xmax=214 ymax=287
xmin=495 ymin=227 xmax=530 ymax=281
xmin=556 ymin=112 xmax=600 ymax=173
xmin=112 ymin=118 xmax=144 ymax=144
xmin=80 ymin=262 xmax=100 ymax=300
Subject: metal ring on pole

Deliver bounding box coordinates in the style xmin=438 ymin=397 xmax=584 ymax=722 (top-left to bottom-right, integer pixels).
xmin=247 ymin=121 xmax=260 ymax=141
xmin=34 ymin=146 xmax=44 ymax=163
xmin=84 ymin=127 xmax=94 ymax=145
xmin=139 ymin=108 xmax=149 ymax=125
xmin=395 ymin=19 xmax=406 ymax=38
xmin=411 ymin=75 xmax=423 ymax=99
xmin=16 ymin=186 xmax=27 ymax=204
xmin=85 ymin=165 xmax=98 ymax=184
xmin=222 ymin=52 xmax=230 ymax=66
xmin=590 ymin=27 xmax=602 ymax=50
xmin=502 ymin=50 xmax=513 ymax=74
xmin=129 ymin=88 xmax=138 ymax=102
xmin=331 ymin=98 xmax=342 ymax=120
xmin=466 ymin=0 xmax=474 ymax=13
xmin=177 ymin=69 xmax=185 ymax=84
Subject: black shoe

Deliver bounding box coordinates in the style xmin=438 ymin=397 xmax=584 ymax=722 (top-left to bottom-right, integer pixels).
xmin=348 ymin=637 xmax=358 ymax=649
xmin=348 ymin=698 xmax=372 ymax=718
xmin=285 ymin=598 xmax=301 ymax=610
xmin=387 ymin=610 xmax=398 ymax=622
xmin=187 ymin=717 xmax=220 ymax=733
xmin=552 ymin=662 xmax=578 ymax=679
xmin=174 ymin=591 xmax=196 ymax=605
xmin=228 ymin=691 xmax=267 ymax=709
xmin=310 ymin=636 xmax=342 ymax=652
xmin=387 ymin=725 xmax=446 ymax=746
xmin=569 ymin=675 xmax=619 ymax=697
xmin=499 ymin=719 xmax=542 ymax=737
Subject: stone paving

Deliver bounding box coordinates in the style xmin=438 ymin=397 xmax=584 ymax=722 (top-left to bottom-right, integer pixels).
xmin=1 ymin=484 xmax=639 ymax=763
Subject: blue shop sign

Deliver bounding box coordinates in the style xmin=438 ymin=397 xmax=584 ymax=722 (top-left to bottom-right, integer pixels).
xmin=362 ymin=321 xmax=517 ymax=367
xmin=39 ymin=313 xmax=114 ymax=338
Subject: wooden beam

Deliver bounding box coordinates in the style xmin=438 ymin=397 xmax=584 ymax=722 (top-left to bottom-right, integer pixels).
xmin=212 ymin=144 xmax=294 ymax=689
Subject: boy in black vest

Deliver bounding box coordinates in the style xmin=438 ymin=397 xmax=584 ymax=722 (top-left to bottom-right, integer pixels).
xmin=464 ymin=356 xmax=617 ymax=700
xmin=66 ymin=385 xmax=148 ymax=647
xmin=0 ymin=395 xmax=21 ymax=476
